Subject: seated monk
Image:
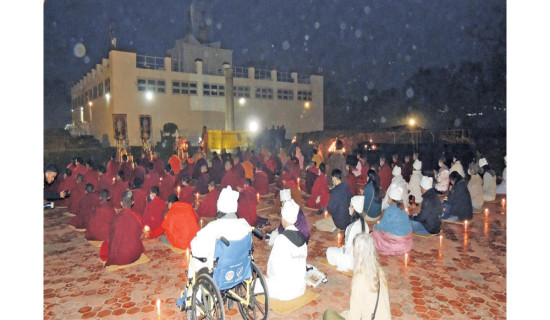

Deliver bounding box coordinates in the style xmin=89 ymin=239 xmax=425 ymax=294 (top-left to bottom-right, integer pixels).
xmin=304 ymin=161 xmax=319 ymax=194
xmin=100 ymin=190 xmax=145 ymax=266
xmin=168 ymin=151 xmax=181 ymax=176
xmin=111 ymin=170 xmax=129 ymax=209
xmin=193 ymin=153 xmax=208 ymax=180
xmin=85 ymin=189 xmax=116 ymax=241
xmin=56 ymin=168 xmax=75 ymax=207
xmin=242 ymin=158 xmax=254 ymax=181
xmin=209 ymin=152 xmax=225 ymax=185
xmin=177 ymin=175 xmax=195 ymax=207
xmin=148 ymin=194 xmax=200 ymax=250
xmin=68 ymin=174 xmax=86 ymax=214
xmin=276 ymin=163 xmax=294 ymax=189
xmin=159 ymin=164 xmax=176 ymax=201
xmin=70 ymin=183 xmax=100 ymax=229
xmin=143 ymin=186 xmax=167 ymax=231
xmin=194 ymin=165 xmax=210 ymax=195
xmin=264 ymin=153 xmax=277 ymax=183
xmin=106 ymin=154 xmax=119 ymax=180
xmin=289 ymin=156 xmax=301 ymax=181
xmin=253 ymin=163 xmax=270 ymax=195
xmin=132 ymin=177 xmax=148 ymax=216
xmin=97 ymin=166 xmax=113 ymax=195
xmin=142 ymin=162 xmax=160 ymax=194
xmin=120 ymin=155 xmax=134 ymax=186
xmin=132 ymin=158 xmax=146 ymax=183
xmin=305 ymin=163 xmax=330 ymax=209
xmin=196 ymin=181 xmax=220 ymax=218
xmin=83 ymin=160 xmax=99 ymax=191
xmin=346 ymin=165 xmax=359 ymax=195
xmin=220 ymin=159 xmax=245 ymax=190
xmin=236 ymin=179 xmax=259 ymax=227
xmin=372 ymin=185 xmax=413 ymax=255
xmin=73 ymin=156 xmax=88 ymax=178
xmin=232 ymin=156 xmax=246 ymax=178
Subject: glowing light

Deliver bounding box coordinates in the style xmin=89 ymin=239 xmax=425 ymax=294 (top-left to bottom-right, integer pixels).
xmin=112 ymin=177 xmax=115 ymax=184
xmin=484 ymin=208 xmax=489 ymax=216
xmin=337 ymin=232 xmax=342 ymax=247
xmin=304 ymin=101 xmax=311 ymax=109
xmin=105 ymin=93 xmax=110 ymax=101
xmin=249 ymin=120 xmax=259 ymax=133
xmin=328 ymin=140 xmax=337 ymax=153
xmin=409 ymin=119 xmax=415 ymax=126
xmin=156 ymin=298 xmax=161 ymax=316
xmin=291 ymin=136 xmax=297 ymax=144
xmin=369 ymin=139 xmax=373 ymax=143
xmin=239 ymin=97 xmax=246 ymax=105
xmin=145 ymin=91 xmax=153 ymax=101
xmin=464 ymin=220 xmax=468 ymax=231
xmin=257 ymin=193 xmax=260 ymax=202
xmin=404 ymin=253 xmax=409 ymax=267
xmin=200 ymin=219 xmax=204 ymax=229
xmin=88 ymin=101 xmax=93 ymax=107
xmin=144 ymin=225 xmax=150 ymax=233
xmin=177 ymin=186 xmax=181 ymax=197
xmin=195 ymin=192 xmax=200 ymax=204
xmin=324 ymin=210 xmax=329 ymax=218
xmin=439 ymin=234 xmax=443 ymax=247
xmin=501 ymin=198 xmax=506 ymax=206
xmin=372 ymin=145 xmax=376 ymax=150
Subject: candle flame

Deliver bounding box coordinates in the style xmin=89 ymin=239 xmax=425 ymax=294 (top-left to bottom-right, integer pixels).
xmin=144 ymin=225 xmax=150 ymax=232
xmin=156 ymin=298 xmax=161 ymax=311
xmin=439 ymin=234 xmax=443 ymax=246
xmin=404 ymin=253 xmax=409 ymax=267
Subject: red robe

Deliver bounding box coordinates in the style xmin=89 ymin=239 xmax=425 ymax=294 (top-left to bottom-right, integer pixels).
xmin=160 ymin=202 xmax=200 ymax=250
xmin=196 ymin=188 xmax=220 ymax=218
xmin=153 ymin=157 xmax=165 ymax=175
xmin=143 ymin=171 xmax=160 ymax=194
xmin=133 ymin=165 xmax=146 ymax=183
xmin=210 ymin=158 xmax=225 ymax=184
xmin=178 ymin=184 xmax=195 ymax=207
xmin=306 ymin=173 xmax=330 ymax=208
xmin=276 ymin=171 xmax=294 ymax=189
xmin=70 ymin=192 xmax=100 ymax=229
xmin=194 ymin=173 xmax=210 ymax=195
xmin=346 ymin=172 xmax=359 ymax=195
xmin=143 ymin=196 xmax=166 ymax=231
xmin=220 ymin=169 xmax=245 ymax=190
xmin=106 ymin=159 xmax=120 ymax=179
xmin=355 ymin=159 xmax=370 ymax=184
xmin=56 ymin=175 xmax=75 ymax=207
xmin=168 ymin=155 xmax=181 ymax=175
xmin=290 ymin=161 xmax=301 ymax=180
xmin=111 ymin=179 xmax=128 ymax=209
xmin=132 ymin=188 xmax=148 ymax=216
xmin=253 ymin=171 xmax=270 ymax=195
xmin=378 ymin=163 xmax=393 ymax=194
xmin=120 ymin=162 xmax=134 ymax=184
xmin=69 ymin=183 xmax=86 ymax=214
xmin=159 ymin=173 xmax=176 ymax=201
xmin=83 ymin=169 xmax=99 ymax=190
xmin=104 ymin=208 xmax=144 ymax=266
xmin=305 ymin=167 xmax=319 ymax=194
xmin=73 ymin=164 xmax=87 ymax=178
xmin=237 ymin=187 xmax=259 ymax=227
xmin=232 ymin=163 xmax=246 ymax=178
xmin=193 ymin=158 xmax=208 ymax=179
xmin=85 ymin=201 xmax=116 ymax=241
xmin=97 ymin=175 xmax=113 ymax=194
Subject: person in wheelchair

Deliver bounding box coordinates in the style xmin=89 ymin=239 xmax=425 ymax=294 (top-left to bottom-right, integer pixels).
xmin=188 ymin=186 xmax=252 ymax=277
xmin=259 ymin=199 xmax=308 ymax=301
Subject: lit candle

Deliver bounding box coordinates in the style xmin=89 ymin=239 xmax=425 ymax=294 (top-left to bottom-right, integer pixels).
xmin=177 ymin=186 xmax=181 ymax=197
xmin=439 ymin=234 xmax=443 ymax=247
xmin=257 ymin=193 xmax=260 ymax=202
xmin=156 ymin=298 xmax=161 ymax=319
xmin=501 ymin=198 xmax=506 ymax=206
xmin=195 ymin=192 xmax=200 ymax=204
xmin=324 ymin=210 xmax=328 ymax=218
xmin=297 ymin=178 xmax=301 ymax=190
xmin=337 ymin=232 xmax=342 ymax=247
xmin=144 ymin=225 xmax=150 ymax=233
xmin=404 ymin=253 xmax=409 ymax=267
xmin=112 ymin=177 xmax=116 ymax=184
xmin=484 ymin=208 xmax=489 ymax=216
xmin=464 ymin=220 xmax=468 ymax=231
xmin=200 ymin=218 xmax=204 ymax=229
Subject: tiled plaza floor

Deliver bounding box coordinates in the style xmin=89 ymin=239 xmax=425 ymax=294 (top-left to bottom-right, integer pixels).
xmin=44 ymin=186 xmax=506 ymax=319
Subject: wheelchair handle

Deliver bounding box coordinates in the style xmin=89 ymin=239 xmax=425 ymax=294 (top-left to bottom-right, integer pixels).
xmin=219 ymin=236 xmax=230 ymax=246
xmin=252 ymin=228 xmax=263 ymax=240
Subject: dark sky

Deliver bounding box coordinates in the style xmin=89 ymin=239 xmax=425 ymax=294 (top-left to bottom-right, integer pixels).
xmin=44 ymin=0 xmax=504 ymax=128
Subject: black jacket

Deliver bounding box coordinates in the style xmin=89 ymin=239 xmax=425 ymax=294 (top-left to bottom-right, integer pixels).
xmin=327 ymin=182 xmax=353 ymax=230
xmin=447 ymin=180 xmax=473 ymax=221
xmin=412 ymin=188 xmax=442 ymax=234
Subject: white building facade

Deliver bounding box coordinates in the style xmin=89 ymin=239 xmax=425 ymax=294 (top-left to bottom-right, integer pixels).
xmin=69 ymin=35 xmax=323 ymax=147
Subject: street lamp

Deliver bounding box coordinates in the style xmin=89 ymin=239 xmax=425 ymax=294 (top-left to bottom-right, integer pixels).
xmin=409 ymin=118 xmax=415 ymax=126
xmin=304 ymin=101 xmax=311 ymax=109
xmin=239 ymin=97 xmax=246 ymax=106
xmin=145 ymin=91 xmax=153 ymax=101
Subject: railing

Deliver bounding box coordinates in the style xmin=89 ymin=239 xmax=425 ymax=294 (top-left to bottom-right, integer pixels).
xmin=254 ymin=68 xmax=272 ymax=81
xmin=232 ymin=66 xmax=248 ymax=78
xmin=136 ymin=55 xmax=165 ymax=70
xmin=297 ymin=74 xmax=311 ymax=84
xmin=171 ymin=60 xmax=196 ymax=73
xmin=277 ymin=72 xmax=293 ymax=83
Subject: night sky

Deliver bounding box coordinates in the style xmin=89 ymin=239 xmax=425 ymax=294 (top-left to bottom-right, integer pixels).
xmin=44 ymin=0 xmax=504 ymax=129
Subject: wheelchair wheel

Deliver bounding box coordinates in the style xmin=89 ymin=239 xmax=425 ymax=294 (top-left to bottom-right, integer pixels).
xmin=190 ymin=273 xmax=225 ymax=320
xmin=236 ymin=262 xmax=269 ymax=320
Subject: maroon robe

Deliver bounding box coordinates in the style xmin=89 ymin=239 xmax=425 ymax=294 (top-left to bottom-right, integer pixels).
xmin=159 ymin=173 xmax=176 ymax=201
xmin=111 ymin=179 xmax=128 ymax=209
xmin=253 ymin=171 xmax=270 ymax=195
xmin=73 ymin=164 xmax=87 ymax=178
xmin=220 ymin=169 xmax=245 ymax=190
xmin=356 ymin=159 xmax=370 ymax=184
xmin=70 ymin=192 xmax=100 ymax=229
xmin=194 ymin=173 xmax=210 ymax=195
xmin=196 ymin=188 xmax=220 ymax=218
xmin=69 ymin=183 xmax=86 ymax=214
xmin=143 ymin=171 xmax=160 ymax=194
xmin=378 ymin=163 xmax=393 ymax=194
xmin=193 ymin=158 xmax=208 ymax=179
xmin=277 ymin=172 xmax=294 ymax=189
xmin=106 ymin=159 xmax=120 ymax=178
xmin=232 ymin=163 xmax=246 ymax=178
xmin=306 ymin=173 xmax=330 ymax=208
xmin=85 ymin=201 xmax=115 ymax=241
xmin=210 ymin=159 xmax=225 ymax=185
xmin=290 ymin=161 xmax=301 ymax=180
xmin=97 ymin=175 xmax=113 ymax=194
xmin=153 ymin=157 xmax=165 ymax=175
xmin=56 ymin=175 xmax=75 ymax=207
xmin=143 ymin=196 xmax=166 ymax=231
xmin=237 ymin=186 xmax=259 ymax=227
xmin=178 ymin=184 xmax=196 ymax=207
xmin=133 ymin=165 xmax=146 ymax=183
xmin=305 ymin=167 xmax=319 ymax=194
xmin=132 ymin=188 xmax=148 ymax=216
xmin=346 ymin=172 xmax=359 ymax=195
xmin=84 ymin=169 xmax=99 ymax=191
xmin=105 ymin=208 xmax=144 ymax=266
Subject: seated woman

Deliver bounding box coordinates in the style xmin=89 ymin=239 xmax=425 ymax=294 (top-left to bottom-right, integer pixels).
xmin=442 ymin=171 xmax=473 ymax=222
xmin=407 ymin=160 xmax=424 ymax=203
xmin=434 ymin=156 xmax=450 ymax=194
xmin=362 ymin=169 xmax=383 ymax=221
xmin=479 ymin=158 xmax=497 ymax=201
xmin=326 ymin=195 xmax=368 ymax=271
xmin=371 ymin=185 xmax=413 ymax=255
xmin=467 ymin=161 xmax=485 ymax=211
xmin=323 ymin=233 xmax=391 ymax=320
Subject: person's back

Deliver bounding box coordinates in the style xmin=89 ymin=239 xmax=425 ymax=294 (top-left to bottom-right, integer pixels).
xmin=378 ymin=163 xmax=392 ymax=194
xmin=408 ymin=170 xmax=424 ymax=203
xmin=411 ymin=188 xmax=442 ymax=234
xmin=346 ymin=171 xmax=358 ymax=195
xmin=363 ymin=181 xmax=382 ymax=219
xmin=106 ymin=207 xmax=144 ymax=266
xmin=143 ymin=189 xmax=166 ymax=230
xmin=162 ymin=202 xmax=200 ymax=250
xmin=70 ymin=186 xmax=100 ymax=229
xmin=237 ymin=186 xmax=259 ymax=227
xmin=305 ymin=165 xmax=319 ymax=194
xmin=196 ymin=187 xmax=221 ymax=218
xmin=86 ymin=197 xmax=116 ymax=241
xmin=447 ymin=180 xmax=473 ymax=221
xmin=306 ymin=172 xmax=329 ymax=208
xmin=468 ymin=174 xmax=484 ymax=210
xmin=482 ymin=171 xmax=497 ymax=201
xmin=328 ymin=182 xmax=353 ymax=230
xmin=326 ymin=153 xmax=346 ymax=188
xmin=253 ymin=168 xmax=269 ymax=195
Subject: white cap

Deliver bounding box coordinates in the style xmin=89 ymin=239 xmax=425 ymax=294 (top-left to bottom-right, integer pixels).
xmin=392 ymin=166 xmax=402 ymax=176
xmin=217 ymin=186 xmax=239 ymax=214
xmin=479 ymin=158 xmax=488 ymax=167
xmin=413 ymin=160 xmax=422 ymax=171
xmin=420 ymin=176 xmax=433 ymax=190
xmin=351 ymin=195 xmax=365 ymax=213
xmin=280 ymin=189 xmax=291 ymax=202
xmin=388 ymin=184 xmax=403 ymax=201
xmin=281 ymin=199 xmax=299 ymax=224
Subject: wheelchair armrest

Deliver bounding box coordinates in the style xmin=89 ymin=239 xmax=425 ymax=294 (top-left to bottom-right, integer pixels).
xmin=252 ymin=228 xmax=263 ymax=240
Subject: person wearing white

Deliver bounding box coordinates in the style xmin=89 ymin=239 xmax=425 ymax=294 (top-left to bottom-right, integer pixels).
xmin=467 ymin=161 xmax=484 ymax=210
xmin=496 ymin=156 xmax=506 ymax=194
xmin=326 ymin=195 xmax=369 ymax=271
xmin=434 ymin=156 xmax=450 ymax=193
xmin=479 ymin=158 xmax=497 ymax=201
xmin=263 ymin=199 xmax=307 ymax=301
xmin=408 ymin=160 xmax=424 ymax=203
xmin=188 ymin=186 xmax=251 ymax=276
xmin=449 ymin=156 xmax=465 ymax=178
xmin=381 ymin=166 xmax=409 ymax=210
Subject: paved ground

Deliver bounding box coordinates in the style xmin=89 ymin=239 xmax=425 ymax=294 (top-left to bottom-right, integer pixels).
xmin=44 ymin=186 xmax=506 ymax=319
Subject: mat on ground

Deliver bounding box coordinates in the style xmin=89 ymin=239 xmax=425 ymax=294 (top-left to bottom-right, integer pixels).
xmin=256 ymin=289 xmax=319 ymax=315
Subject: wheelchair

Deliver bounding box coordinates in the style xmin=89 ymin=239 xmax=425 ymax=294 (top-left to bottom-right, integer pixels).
xmin=177 ymin=228 xmax=270 ymax=320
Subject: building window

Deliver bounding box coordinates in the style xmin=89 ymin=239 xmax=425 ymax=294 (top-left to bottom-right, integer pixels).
xmin=255 ymin=87 xmax=273 ymax=99
xmin=105 ymin=78 xmax=110 ymax=94
xmin=203 ymin=83 xmax=225 ymax=97
xmin=297 ymin=90 xmax=312 ymax=101
xmin=98 ymin=83 xmax=104 ymax=97
xmin=137 ymin=78 xmax=166 ymax=93
xmin=93 ymin=86 xmax=98 ymax=99
xmin=277 ymin=89 xmax=294 ymax=100
xmin=233 ymin=86 xmax=251 ymax=98
xmin=172 ymin=81 xmax=197 ymax=95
